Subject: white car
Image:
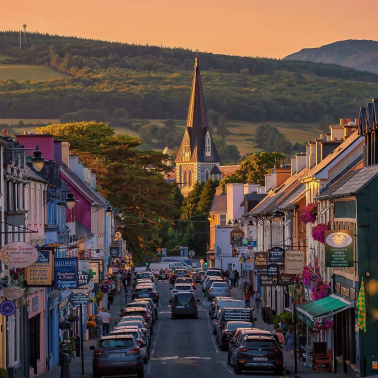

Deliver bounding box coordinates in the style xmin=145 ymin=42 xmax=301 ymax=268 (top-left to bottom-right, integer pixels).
xmin=202 ymin=276 xmax=224 ymax=292
xmin=171 ymin=283 xmax=194 ymax=298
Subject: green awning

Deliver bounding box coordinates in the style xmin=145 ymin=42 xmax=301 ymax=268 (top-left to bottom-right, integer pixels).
xmin=296 ymin=294 xmax=354 ymax=327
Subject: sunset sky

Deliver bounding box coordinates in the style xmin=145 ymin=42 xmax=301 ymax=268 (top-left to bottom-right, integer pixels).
xmin=2 ymin=0 xmax=376 ymax=58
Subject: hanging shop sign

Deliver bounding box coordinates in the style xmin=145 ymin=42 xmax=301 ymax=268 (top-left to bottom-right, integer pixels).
xmin=3 ymin=286 xmax=24 ymax=300
xmin=0 ymin=300 xmax=16 ymax=316
xmin=242 ymin=262 xmax=254 ymax=271
xmin=260 ymin=274 xmax=277 ymax=286
xmin=0 ymin=241 xmax=38 ymax=268
xmin=267 ymin=264 xmax=278 ymax=278
xmin=242 ymin=238 xmax=249 ymax=246
xmin=268 ymin=247 xmax=285 ymax=264
xmin=230 ymin=227 xmax=244 ymax=247
xmin=54 ymin=258 xmax=78 ymax=289
xmin=25 ymin=249 xmax=54 ymax=286
xmin=89 ymin=261 xmax=100 ymax=284
xmin=277 ymin=265 xmax=296 ymax=286
xmin=110 ymin=244 xmax=122 ymax=258
xmin=324 ymin=230 xmax=354 ymax=267
xmin=70 ymin=293 xmax=91 ymax=307
xmin=284 ymin=250 xmax=305 ymax=274
xmin=78 ymin=271 xmax=90 ymax=286
xmin=247 ymin=240 xmax=257 ymax=248
xmin=254 ymin=252 xmax=268 ymax=275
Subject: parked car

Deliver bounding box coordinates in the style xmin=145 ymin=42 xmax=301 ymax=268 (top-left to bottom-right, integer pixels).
xmin=116 ymin=318 xmax=151 ymax=339
xmin=134 ymin=298 xmax=158 ymax=320
xmin=233 ymin=335 xmax=283 ymax=375
xmin=215 ymin=307 xmax=255 ymax=337
xmin=204 ymin=269 xmax=223 ymax=281
xmin=208 ymin=281 xmax=231 ymax=300
xmin=133 ymin=284 xmax=159 ymax=304
xmin=110 ymin=327 xmax=149 ymax=364
xmin=123 ymin=308 xmax=153 ymax=331
xmin=209 ymin=298 xmax=244 ymax=318
xmin=113 ymin=324 xmax=151 ymax=346
xmin=170 ymin=292 xmax=200 ymax=319
xmin=90 ymin=335 xmax=144 ymax=378
xmin=171 ymin=283 xmax=194 ymax=297
xmin=126 ymin=302 xmax=155 ymax=323
xmin=228 ymin=329 xmax=280 ymax=366
xmin=202 ymin=277 xmax=224 ymax=292
xmin=195 ymin=271 xmax=205 ymax=283
xmin=212 ymin=300 xmax=246 ymax=334
xmin=217 ymin=321 xmax=253 ymax=350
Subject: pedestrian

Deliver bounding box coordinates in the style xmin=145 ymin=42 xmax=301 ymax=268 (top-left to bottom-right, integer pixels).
xmin=234 ymin=270 xmax=239 ymax=287
xmin=100 ymin=307 xmax=111 ymax=336
xmin=224 ymin=270 xmax=229 ymax=280
xmin=276 ymin=328 xmax=285 ymax=348
xmin=230 ymin=270 xmax=235 ymax=287
xmin=285 ymin=325 xmax=295 ymax=360
xmin=96 ymin=307 xmax=103 ymax=335
xmin=244 ymin=287 xmax=251 ymax=308
xmin=254 ymin=291 xmax=261 ymax=312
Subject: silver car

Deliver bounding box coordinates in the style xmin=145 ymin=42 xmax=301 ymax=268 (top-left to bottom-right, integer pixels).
xmin=208 ymin=281 xmax=230 ymax=300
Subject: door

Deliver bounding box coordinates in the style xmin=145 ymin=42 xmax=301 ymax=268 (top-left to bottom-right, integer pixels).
xmin=29 ymin=314 xmax=40 ymax=374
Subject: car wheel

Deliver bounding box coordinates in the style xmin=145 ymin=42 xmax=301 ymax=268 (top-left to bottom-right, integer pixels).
xmin=234 ymin=362 xmax=242 ymax=375
xmin=171 ymin=314 xmax=175 ymax=319
xmin=137 ymin=370 xmax=144 ymax=378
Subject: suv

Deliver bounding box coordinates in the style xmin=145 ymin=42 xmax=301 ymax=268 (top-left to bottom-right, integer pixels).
xmin=170 ymin=292 xmax=200 ymax=319
xmin=90 ymin=335 xmax=144 ymax=378
xmin=233 ymin=335 xmax=283 ymax=375
xmin=208 ymin=281 xmax=230 ymax=300
xmin=215 ymin=307 xmax=255 ymax=337
xmin=133 ymin=285 xmax=159 ymax=304
xmin=204 ymin=269 xmax=222 ymax=281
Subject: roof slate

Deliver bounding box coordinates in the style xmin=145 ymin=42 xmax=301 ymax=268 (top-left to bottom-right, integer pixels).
xmin=209 ymin=193 xmax=227 ymax=213
xmin=210 ymin=165 xmax=222 ymax=175
xmin=219 ymin=165 xmax=240 ymax=178
xmin=23 ymin=165 xmax=48 ymax=184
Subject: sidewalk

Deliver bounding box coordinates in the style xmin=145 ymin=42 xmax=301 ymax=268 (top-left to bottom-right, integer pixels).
xmin=39 ymin=291 xmax=128 ymax=378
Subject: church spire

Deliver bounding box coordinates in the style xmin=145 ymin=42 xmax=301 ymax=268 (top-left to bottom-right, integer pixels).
xmin=186 ymin=52 xmax=208 ymax=131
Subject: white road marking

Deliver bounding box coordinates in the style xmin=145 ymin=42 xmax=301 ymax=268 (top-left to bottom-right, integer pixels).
xmin=147 ymin=319 xmax=161 ymax=375
xmin=207 ymin=315 xmax=219 ymax=355
xmin=183 ymin=357 xmax=211 ymax=360
xmin=221 ymin=361 xmax=234 ymax=375
xmin=151 ymin=356 xmax=178 ymax=361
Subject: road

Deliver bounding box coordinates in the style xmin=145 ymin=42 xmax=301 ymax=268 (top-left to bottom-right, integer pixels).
xmin=146 ymin=280 xmax=290 ymax=378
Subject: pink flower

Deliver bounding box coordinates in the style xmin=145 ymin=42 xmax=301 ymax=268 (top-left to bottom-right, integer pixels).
xmin=300 ymin=203 xmax=318 ymax=224
xmin=311 ymin=222 xmax=331 ymax=243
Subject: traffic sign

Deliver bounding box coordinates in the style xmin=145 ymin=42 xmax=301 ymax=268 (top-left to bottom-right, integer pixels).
xmin=189 ymin=250 xmax=195 ymax=257
xmin=200 ymin=259 xmax=204 ymax=264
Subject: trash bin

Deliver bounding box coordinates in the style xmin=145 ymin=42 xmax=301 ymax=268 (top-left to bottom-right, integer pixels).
xmin=74 ymin=335 xmax=80 ymax=357
xmin=204 ymin=288 xmax=209 ymax=298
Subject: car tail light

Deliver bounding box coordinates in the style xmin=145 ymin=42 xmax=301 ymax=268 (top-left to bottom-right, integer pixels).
xmin=220 ymin=325 xmax=224 ymax=329
xmin=173 ymin=290 xmax=177 ymax=293
xmin=94 ymin=350 xmax=105 ymax=357
xmin=128 ymin=347 xmax=141 ymax=355
xmin=239 ymin=348 xmax=250 ymax=352
xmin=137 ymin=339 xmax=144 ymax=346
xmin=274 ymin=360 xmax=282 ymax=364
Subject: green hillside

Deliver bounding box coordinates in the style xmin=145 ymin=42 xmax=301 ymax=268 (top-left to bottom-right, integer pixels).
xmin=0 ymin=62 xmax=65 ymax=81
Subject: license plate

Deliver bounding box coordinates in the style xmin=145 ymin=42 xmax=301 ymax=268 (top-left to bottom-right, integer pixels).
xmin=111 ymin=353 xmax=125 ymax=357
xmin=176 ymin=306 xmax=185 ymax=308
xmin=253 ymin=357 xmax=267 ymax=361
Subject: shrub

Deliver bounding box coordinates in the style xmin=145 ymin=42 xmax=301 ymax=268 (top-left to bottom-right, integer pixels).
xmin=87 ymin=321 xmax=97 ymax=329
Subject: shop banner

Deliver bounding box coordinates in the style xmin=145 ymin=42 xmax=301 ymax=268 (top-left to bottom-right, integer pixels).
xmin=254 ymin=252 xmax=268 ymax=266
xmin=0 ymin=241 xmax=38 ymax=268
xmin=277 ymin=265 xmax=296 ymax=286
xmin=285 ymin=250 xmax=305 ymax=274
xmin=325 ymin=230 xmax=354 ymax=267
xmin=70 ymin=293 xmax=91 ymax=306
xmin=89 ymin=261 xmax=100 ymax=283
xmin=78 ymin=271 xmax=90 ymax=286
xmin=268 ymin=247 xmax=285 ymax=264
xmin=3 ymin=286 xmax=24 ymax=300
xmin=54 ymin=258 xmax=78 ymax=289
xmin=247 ymin=240 xmax=257 ymax=248
xmin=25 ymin=249 xmax=54 ymax=286
xmin=260 ymin=274 xmax=277 ymax=286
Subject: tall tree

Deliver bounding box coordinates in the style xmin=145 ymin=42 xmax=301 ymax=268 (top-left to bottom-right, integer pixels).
xmin=216 ymin=115 xmax=230 ymax=139
xmin=197 ymin=179 xmax=219 ymax=214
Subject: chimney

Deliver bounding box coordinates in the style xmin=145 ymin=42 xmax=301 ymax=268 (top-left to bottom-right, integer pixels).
xmin=290 ymin=156 xmax=296 ymax=176
xmin=54 ymin=140 xmax=62 ymax=164
xmin=2 ymin=130 xmax=8 ymax=136
xmin=226 ymin=183 xmax=245 ymax=222
xmin=306 ymin=141 xmax=316 ymax=169
xmin=296 ymin=153 xmax=306 ymax=173
xmin=244 ymin=183 xmax=259 ymax=194
xmin=325 ymin=132 xmax=331 ymax=141
xmin=215 ymin=187 xmax=223 ymax=196
xmin=340 ymin=118 xmax=346 ymax=125
xmin=91 ymin=173 xmax=97 ymax=189
xmin=330 ymin=125 xmax=344 ymax=141
xmin=346 ymin=118 xmax=351 ymax=124
xmin=61 ymin=142 xmax=70 ymax=166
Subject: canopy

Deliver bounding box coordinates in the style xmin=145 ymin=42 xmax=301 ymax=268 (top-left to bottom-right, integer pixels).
xmin=296 ymin=294 xmax=354 ymax=327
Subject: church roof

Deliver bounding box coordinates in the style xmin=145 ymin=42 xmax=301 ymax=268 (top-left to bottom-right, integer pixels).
xmin=176 ymin=56 xmax=220 ymax=164
xmin=210 ymin=165 xmax=222 ymax=175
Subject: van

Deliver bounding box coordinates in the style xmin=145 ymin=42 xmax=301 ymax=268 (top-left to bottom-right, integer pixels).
xmin=169 ymin=292 xmax=200 ymax=319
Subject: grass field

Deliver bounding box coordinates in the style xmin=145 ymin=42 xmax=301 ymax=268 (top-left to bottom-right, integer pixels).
xmin=0 ymin=64 xmax=66 ymax=81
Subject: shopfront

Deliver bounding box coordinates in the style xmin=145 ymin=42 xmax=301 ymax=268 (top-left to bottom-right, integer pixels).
xmin=47 ymin=290 xmax=61 ymax=370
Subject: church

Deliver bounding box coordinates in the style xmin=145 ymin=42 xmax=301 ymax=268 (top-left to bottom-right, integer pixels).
xmin=175 ymin=55 xmax=222 ymax=196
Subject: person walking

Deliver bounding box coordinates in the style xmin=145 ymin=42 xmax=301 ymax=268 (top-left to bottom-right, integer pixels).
xmin=244 ymin=287 xmax=252 ymax=308
xmin=276 ymin=328 xmax=286 ymax=349
xmin=253 ymin=291 xmax=261 ymax=312
xmin=96 ymin=307 xmax=103 ymax=336
xmin=230 ymin=270 xmax=235 ymax=288
xmin=100 ymin=308 xmax=111 ymax=336
xmin=285 ymin=325 xmax=295 ymax=360
xmin=234 ymin=270 xmax=239 ymax=287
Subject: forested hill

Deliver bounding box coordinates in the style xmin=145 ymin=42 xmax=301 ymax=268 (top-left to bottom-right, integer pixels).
xmin=285 ymin=39 xmax=378 ymax=75
xmin=0 ymin=31 xmax=378 ymax=122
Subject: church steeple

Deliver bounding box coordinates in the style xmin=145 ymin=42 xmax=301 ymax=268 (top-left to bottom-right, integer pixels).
xmin=186 ymin=52 xmax=209 ymax=131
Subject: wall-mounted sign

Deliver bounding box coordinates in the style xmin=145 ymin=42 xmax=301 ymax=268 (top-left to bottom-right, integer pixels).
xmin=3 ymin=286 xmax=24 ymax=300
xmin=25 ymin=249 xmax=54 ymax=286
xmin=32 ymin=296 xmax=39 ymax=312
xmin=325 ymin=230 xmax=354 ymax=267
xmin=277 ymin=265 xmax=296 ymax=286
xmin=248 ymin=240 xmax=257 ymax=248
xmin=0 ymin=242 xmax=38 ymax=268
xmin=260 ymin=275 xmax=277 ymax=286
xmin=54 ymin=258 xmax=78 ymax=289
xmin=285 ymin=250 xmax=305 ymax=274
xmin=242 ymin=238 xmax=249 ymax=246
xmin=269 ymin=247 xmax=285 ymax=264
xmin=78 ymin=271 xmax=90 ymax=286
xmin=89 ymin=261 xmax=100 ymax=284
xmin=70 ymin=293 xmax=91 ymax=307
xmin=254 ymin=252 xmax=268 ymax=266
xmin=0 ymin=300 xmax=16 ymax=316
xmin=110 ymin=244 xmax=122 ymax=258
xmin=267 ymin=264 xmax=278 ymax=278
xmin=242 ymin=262 xmax=254 ymax=271
xmin=231 ymin=227 xmax=244 ymax=256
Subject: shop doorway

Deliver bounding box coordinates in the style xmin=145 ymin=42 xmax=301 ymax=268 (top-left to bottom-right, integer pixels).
xmin=29 ymin=315 xmax=40 ymax=374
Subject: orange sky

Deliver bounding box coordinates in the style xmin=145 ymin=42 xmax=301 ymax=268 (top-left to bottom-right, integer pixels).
xmin=2 ymin=0 xmax=377 ymax=58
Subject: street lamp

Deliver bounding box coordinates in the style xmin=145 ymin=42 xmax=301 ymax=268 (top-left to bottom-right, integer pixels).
xmin=106 ymin=206 xmax=113 ymax=216
xmin=31 ymin=150 xmax=45 ymax=171
xmin=228 ymin=219 xmax=232 ymax=225
xmin=248 ymin=220 xmax=254 ymax=230
xmin=272 ymin=209 xmax=285 ymax=223
xmin=117 ymin=208 xmax=125 ymax=220
xmin=65 ymin=193 xmax=77 ymax=209
xmin=234 ymin=219 xmax=238 ymax=226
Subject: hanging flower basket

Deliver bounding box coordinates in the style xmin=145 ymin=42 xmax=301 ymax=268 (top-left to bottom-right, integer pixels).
xmin=311 ymin=221 xmax=331 ymax=243
xmin=67 ymin=313 xmax=78 ymax=323
xmin=99 ymin=281 xmax=111 ymax=294
xmin=313 ymin=317 xmax=333 ymax=331
xmin=311 ymin=279 xmax=331 ymax=300
xmin=302 ymin=266 xmax=316 ymax=286
xmin=300 ymin=203 xmax=318 ymax=224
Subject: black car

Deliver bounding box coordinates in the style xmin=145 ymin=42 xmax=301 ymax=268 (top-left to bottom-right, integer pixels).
xmin=133 ymin=285 xmax=159 ymax=304
xmin=217 ymin=321 xmax=253 ymax=351
xmin=233 ymin=335 xmax=283 ymax=375
xmin=91 ymin=335 xmax=145 ymax=378
xmin=170 ymin=292 xmax=200 ymax=319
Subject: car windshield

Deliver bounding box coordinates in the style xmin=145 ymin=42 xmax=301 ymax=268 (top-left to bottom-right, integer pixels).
xmin=213 ymin=283 xmax=227 ymax=287
xmin=126 ymin=310 xmax=146 ymax=315
xmin=136 ymin=288 xmax=153 ymax=292
xmin=118 ymin=321 xmax=143 ymax=328
xmin=227 ymin=322 xmax=252 ymax=330
xmin=175 ymin=286 xmax=191 ymax=290
xmin=207 ymin=271 xmax=221 ymax=276
xmin=176 ymin=278 xmax=193 ymax=283
xmin=99 ymin=339 xmax=134 ymax=348
xmin=174 ymin=294 xmax=195 ymax=304
xmin=243 ymin=339 xmax=276 ymax=348
xmin=112 ymin=331 xmax=139 ymax=338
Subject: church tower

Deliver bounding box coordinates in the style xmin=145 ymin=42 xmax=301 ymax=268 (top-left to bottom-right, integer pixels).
xmin=176 ymin=55 xmax=221 ymax=196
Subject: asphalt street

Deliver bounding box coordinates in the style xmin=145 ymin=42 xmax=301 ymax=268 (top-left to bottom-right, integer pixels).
xmin=146 ymin=280 xmax=290 ymax=378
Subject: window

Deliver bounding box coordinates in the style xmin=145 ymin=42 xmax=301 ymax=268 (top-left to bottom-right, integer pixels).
xmin=205 ymin=132 xmax=211 ymax=156
xmin=188 ymin=170 xmax=192 ymax=187
xmin=184 ymin=136 xmax=190 ymax=161
xmin=220 ymin=215 xmax=226 ymax=225
xmin=183 ymin=171 xmax=187 ymax=187
xmin=205 ymin=169 xmax=209 ymax=181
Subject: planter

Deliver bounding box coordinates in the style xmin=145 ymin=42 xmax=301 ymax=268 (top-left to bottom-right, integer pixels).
xmin=88 ymin=327 xmax=97 ymax=339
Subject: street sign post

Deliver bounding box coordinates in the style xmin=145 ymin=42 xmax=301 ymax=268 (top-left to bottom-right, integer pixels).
xmin=200 ymin=258 xmax=204 ymax=269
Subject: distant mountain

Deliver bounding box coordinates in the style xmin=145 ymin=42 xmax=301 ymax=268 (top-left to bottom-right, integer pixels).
xmin=285 ymin=40 xmax=378 ymax=74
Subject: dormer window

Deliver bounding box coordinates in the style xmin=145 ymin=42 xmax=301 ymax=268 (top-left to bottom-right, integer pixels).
xmin=205 ymin=132 xmax=211 ymax=156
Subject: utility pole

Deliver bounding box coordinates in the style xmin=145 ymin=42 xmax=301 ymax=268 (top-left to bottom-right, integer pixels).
xmin=23 ymin=24 xmax=27 ymax=48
